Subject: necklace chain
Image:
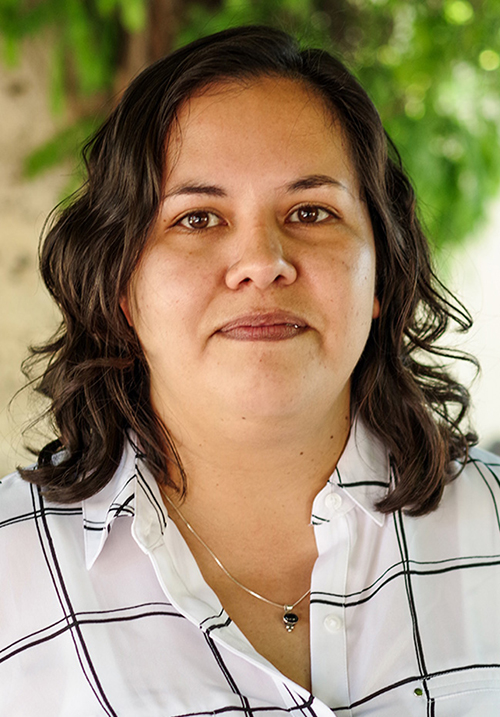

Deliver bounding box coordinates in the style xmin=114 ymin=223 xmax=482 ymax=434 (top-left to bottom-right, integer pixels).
xmin=159 ymin=485 xmax=311 ymax=631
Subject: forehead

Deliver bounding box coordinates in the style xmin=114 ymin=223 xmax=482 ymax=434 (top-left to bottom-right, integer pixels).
xmin=174 ymin=76 xmax=334 ymax=130
xmin=164 ymin=77 xmax=358 ymax=192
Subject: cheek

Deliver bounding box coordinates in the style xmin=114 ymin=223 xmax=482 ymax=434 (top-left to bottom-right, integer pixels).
xmin=312 ymin=246 xmax=377 ymax=348
xmin=129 ymin=252 xmax=219 ymax=355
xmin=315 ymin=243 xmax=376 ymax=304
xmin=132 ymin=251 xmax=186 ymax=318
xmin=350 ymin=244 xmax=378 ymax=316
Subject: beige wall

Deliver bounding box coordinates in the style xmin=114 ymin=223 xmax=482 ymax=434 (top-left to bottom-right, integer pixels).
xmin=1 ymin=42 xmax=499 ymax=479
xmin=448 ymin=200 xmax=500 ymax=452
xmin=0 ymin=42 xmax=64 ymax=477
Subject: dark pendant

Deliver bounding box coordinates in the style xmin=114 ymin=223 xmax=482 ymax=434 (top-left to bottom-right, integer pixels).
xmin=283 ymin=612 xmax=299 ymax=632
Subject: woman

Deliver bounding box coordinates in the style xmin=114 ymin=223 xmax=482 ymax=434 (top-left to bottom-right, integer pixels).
xmin=1 ymin=25 xmax=499 ymax=716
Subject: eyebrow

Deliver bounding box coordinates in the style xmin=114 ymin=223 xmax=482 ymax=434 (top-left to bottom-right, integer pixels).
xmin=283 ymin=174 xmax=349 ymax=194
xmin=162 ymin=174 xmax=349 ymax=200
xmin=163 ymin=183 xmax=227 ymax=200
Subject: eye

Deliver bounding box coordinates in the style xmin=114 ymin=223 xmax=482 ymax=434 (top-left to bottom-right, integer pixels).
xmin=177 ymin=210 xmax=224 ymax=230
xmin=287 ymin=205 xmax=335 ymax=224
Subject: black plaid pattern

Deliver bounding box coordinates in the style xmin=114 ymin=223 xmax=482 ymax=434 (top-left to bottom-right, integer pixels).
xmin=1 ymin=425 xmax=500 ymax=716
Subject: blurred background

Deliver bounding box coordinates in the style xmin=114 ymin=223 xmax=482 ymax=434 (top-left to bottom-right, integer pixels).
xmin=1 ymin=0 xmax=499 ymax=476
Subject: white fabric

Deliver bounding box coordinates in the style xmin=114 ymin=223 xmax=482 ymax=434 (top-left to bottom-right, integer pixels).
xmin=1 ymin=422 xmax=500 ymax=716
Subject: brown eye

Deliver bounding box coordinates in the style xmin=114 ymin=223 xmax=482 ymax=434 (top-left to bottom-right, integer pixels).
xmin=187 ymin=211 xmax=209 ymax=228
xmin=178 ymin=211 xmax=222 ymax=230
xmin=288 ymin=205 xmax=333 ymax=224
xmin=298 ymin=206 xmax=319 ymax=222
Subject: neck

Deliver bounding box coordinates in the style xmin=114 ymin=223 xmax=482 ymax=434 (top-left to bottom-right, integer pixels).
xmin=159 ymin=400 xmax=351 ymax=526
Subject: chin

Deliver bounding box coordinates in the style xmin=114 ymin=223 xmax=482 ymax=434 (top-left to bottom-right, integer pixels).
xmin=218 ymin=377 xmax=337 ymax=423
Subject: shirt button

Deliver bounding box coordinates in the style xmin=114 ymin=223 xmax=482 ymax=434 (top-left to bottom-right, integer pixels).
xmin=325 ymin=492 xmax=343 ymax=511
xmin=324 ymin=614 xmax=343 ymax=633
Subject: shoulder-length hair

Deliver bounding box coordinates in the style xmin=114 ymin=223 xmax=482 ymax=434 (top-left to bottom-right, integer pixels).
xmin=21 ymin=24 xmax=477 ymax=514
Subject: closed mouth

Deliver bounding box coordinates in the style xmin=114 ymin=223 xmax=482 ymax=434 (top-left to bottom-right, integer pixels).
xmin=217 ymin=311 xmax=308 ymax=341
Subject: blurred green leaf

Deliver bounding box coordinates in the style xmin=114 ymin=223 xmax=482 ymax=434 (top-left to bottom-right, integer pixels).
xmin=118 ymin=0 xmax=146 ymax=33
xmin=23 ymin=116 xmax=100 ymax=179
xmin=1 ymin=33 xmax=18 ymax=65
xmin=50 ymin=39 xmax=66 ymax=115
xmin=95 ymin=0 xmax=119 ymax=17
xmin=1 ymin=0 xmax=499 ymax=251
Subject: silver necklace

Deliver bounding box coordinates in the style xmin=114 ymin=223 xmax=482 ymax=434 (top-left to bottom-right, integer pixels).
xmin=159 ymin=486 xmax=310 ymax=632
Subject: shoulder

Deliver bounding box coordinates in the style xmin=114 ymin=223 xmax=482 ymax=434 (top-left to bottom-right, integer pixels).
xmin=414 ymin=446 xmax=500 ymax=547
xmin=0 ymin=470 xmax=46 ymax=575
xmin=0 ymin=468 xmax=83 ymax=546
xmin=0 ymin=469 xmax=39 ymax=527
xmin=455 ymin=445 xmax=500 ymax=504
xmin=464 ymin=445 xmax=500 ymax=477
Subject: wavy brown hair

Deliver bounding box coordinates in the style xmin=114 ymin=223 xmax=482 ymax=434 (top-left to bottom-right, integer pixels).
xmin=20 ymin=25 xmax=477 ymax=514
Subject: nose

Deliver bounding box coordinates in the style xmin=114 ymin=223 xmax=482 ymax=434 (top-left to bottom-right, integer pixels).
xmin=225 ymin=224 xmax=297 ymax=290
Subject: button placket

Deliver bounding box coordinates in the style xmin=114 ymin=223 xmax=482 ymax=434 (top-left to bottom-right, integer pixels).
xmin=310 ymin=503 xmax=351 ymax=708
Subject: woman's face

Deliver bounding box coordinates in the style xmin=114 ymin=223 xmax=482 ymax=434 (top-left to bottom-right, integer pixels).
xmin=122 ymin=77 xmax=379 ymax=436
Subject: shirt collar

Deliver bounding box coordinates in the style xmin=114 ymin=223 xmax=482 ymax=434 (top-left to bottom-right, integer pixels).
xmin=82 ymin=434 xmax=168 ymax=569
xmin=330 ymin=419 xmax=391 ymax=527
xmin=83 ymin=420 xmax=390 ymax=568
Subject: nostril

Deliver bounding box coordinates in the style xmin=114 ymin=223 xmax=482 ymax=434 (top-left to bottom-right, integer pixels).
xmin=224 ymin=243 xmax=298 ymax=290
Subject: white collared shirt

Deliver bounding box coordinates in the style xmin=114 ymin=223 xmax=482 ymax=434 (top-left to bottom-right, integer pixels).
xmin=1 ymin=422 xmax=500 ymax=716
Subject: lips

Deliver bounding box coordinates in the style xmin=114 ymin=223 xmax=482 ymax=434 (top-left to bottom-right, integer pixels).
xmin=217 ymin=311 xmax=308 ymax=341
